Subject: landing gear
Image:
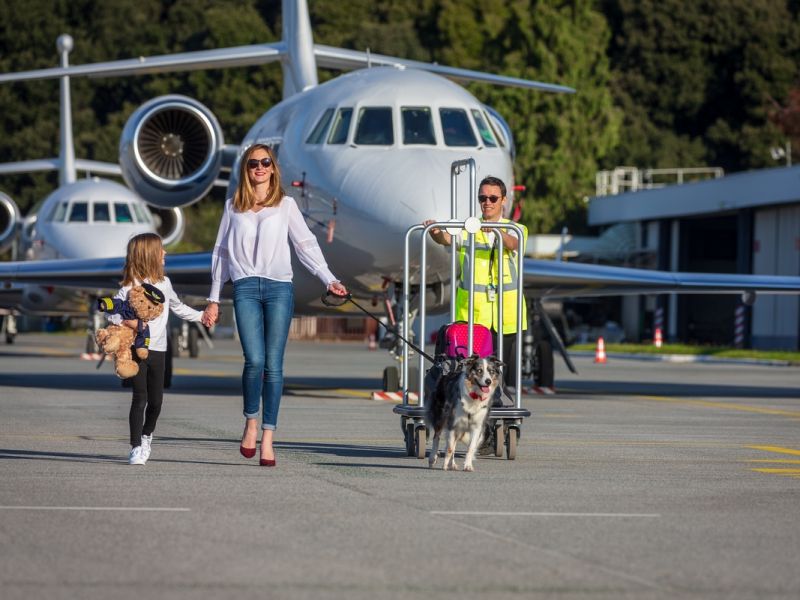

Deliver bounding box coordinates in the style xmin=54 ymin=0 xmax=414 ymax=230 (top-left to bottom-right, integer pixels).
xmin=2 ymin=313 xmax=17 ymax=344
xmin=383 ymin=366 xmax=399 ymax=392
xmin=534 ymin=339 xmax=554 ymax=388
xmin=171 ymin=322 xmax=202 ymax=358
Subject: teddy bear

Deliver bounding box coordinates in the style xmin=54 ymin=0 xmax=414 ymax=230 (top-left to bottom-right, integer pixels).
xmin=95 ymin=283 xmax=166 ymax=379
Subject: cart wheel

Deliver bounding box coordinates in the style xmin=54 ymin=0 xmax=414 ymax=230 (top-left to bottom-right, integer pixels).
xmin=383 ymin=366 xmax=399 ymax=392
xmin=415 ymin=426 xmax=427 ymax=459
xmin=506 ymin=427 xmax=518 ymax=460
xmin=405 ymin=423 xmax=415 ymax=456
xmin=494 ymin=423 xmax=504 ymax=457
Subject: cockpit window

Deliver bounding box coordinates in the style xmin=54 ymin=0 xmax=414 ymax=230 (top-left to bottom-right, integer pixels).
xmin=114 ymin=203 xmax=133 ymax=223
xmin=327 ymin=108 xmax=353 ymax=144
xmin=132 ymin=203 xmax=149 ymax=223
xmin=52 ymin=202 xmax=68 ymax=222
xmin=440 ymin=108 xmax=478 ymax=147
xmin=354 ymin=107 xmax=394 ymax=145
xmin=93 ymin=202 xmax=110 ymax=222
xmin=306 ymin=108 xmax=335 ymax=144
xmin=68 ymin=202 xmax=88 ymax=222
xmin=471 ymin=110 xmax=497 ymax=147
xmin=484 ymin=110 xmax=506 ymax=147
xmin=401 ymin=107 xmax=436 ymax=145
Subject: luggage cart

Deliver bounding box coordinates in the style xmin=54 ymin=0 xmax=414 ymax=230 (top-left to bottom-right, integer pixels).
xmin=393 ymin=158 xmax=531 ymax=460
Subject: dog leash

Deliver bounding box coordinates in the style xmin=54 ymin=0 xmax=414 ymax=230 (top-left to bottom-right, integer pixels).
xmin=321 ymin=292 xmax=435 ymax=363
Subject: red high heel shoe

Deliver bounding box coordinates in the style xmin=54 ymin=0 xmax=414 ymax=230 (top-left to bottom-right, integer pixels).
xmin=259 ymin=458 xmax=276 ymax=467
xmin=240 ymin=445 xmax=256 ymax=458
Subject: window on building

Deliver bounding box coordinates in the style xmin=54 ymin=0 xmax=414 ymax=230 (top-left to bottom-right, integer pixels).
xmin=401 ymin=107 xmax=436 ymax=145
xmin=327 ymin=108 xmax=353 ymax=144
xmin=440 ymin=108 xmax=478 ymax=147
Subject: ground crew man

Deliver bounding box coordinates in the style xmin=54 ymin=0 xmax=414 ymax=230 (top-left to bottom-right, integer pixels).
xmin=424 ymin=175 xmax=528 ymax=399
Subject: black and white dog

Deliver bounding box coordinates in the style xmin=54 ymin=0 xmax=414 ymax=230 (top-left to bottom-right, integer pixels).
xmin=425 ymin=355 xmax=504 ymax=472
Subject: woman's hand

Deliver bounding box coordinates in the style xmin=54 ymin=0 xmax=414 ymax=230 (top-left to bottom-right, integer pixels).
xmin=202 ymin=303 xmax=219 ymax=327
xmin=327 ymin=281 xmax=348 ymax=297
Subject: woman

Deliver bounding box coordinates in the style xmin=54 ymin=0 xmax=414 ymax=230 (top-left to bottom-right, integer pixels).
xmin=202 ymin=144 xmax=347 ymax=467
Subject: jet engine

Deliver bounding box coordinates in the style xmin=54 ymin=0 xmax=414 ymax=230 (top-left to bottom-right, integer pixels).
xmin=148 ymin=206 xmax=186 ymax=247
xmin=0 ymin=192 xmax=20 ymax=253
xmin=120 ymin=95 xmax=224 ymax=209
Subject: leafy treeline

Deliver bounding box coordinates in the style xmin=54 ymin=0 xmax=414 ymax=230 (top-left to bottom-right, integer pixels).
xmin=1 ymin=0 xmax=798 ymax=249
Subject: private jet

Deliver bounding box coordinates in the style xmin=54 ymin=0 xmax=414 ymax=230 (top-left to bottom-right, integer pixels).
xmin=1 ymin=0 xmax=799 ymax=388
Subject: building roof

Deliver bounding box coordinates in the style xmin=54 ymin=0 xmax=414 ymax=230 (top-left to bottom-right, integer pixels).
xmin=588 ymin=165 xmax=800 ymax=226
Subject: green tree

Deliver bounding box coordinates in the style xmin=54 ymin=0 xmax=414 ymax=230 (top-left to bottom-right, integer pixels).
xmin=603 ymin=0 xmax=800 ymax=171
xmin=434 ymin=0 xmax=621 ymax=233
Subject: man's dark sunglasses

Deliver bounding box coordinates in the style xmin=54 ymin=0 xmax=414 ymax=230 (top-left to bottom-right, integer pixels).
xmin=247 ymin=157 xmax=273 ymax=169
xmin=478 ymin=194 xmax=501 ymax=204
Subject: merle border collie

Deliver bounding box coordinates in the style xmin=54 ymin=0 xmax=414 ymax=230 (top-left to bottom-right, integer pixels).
xmin=425 ymin=355 xmax=504 ymax=471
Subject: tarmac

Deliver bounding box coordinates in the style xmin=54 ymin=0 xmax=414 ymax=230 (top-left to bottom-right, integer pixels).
xmin=1 ymin=333 xmax=799 ymax=600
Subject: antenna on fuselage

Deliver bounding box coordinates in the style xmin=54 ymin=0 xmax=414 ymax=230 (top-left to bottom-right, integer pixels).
xmin=57 ymin=34 xmax=76 ymax=186
xmin=280 ymin=0 xmax=318 ymax=99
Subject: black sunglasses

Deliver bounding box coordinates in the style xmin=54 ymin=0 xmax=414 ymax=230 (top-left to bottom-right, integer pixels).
xmin=247 ymin=157 xmax=273 ymax=169
xmin=478 ymin=194 xmax=501 ymax=204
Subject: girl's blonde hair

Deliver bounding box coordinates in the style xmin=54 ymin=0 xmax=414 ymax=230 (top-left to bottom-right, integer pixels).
xmin=122 ymin=233 xmax=164 ymax=286
xmin=232 ymin=144 xmax=284 ymax=212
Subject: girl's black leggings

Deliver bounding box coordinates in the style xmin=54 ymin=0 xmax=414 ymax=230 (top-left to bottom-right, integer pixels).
xmin=128 ymin=349 xmax=166 ymax=447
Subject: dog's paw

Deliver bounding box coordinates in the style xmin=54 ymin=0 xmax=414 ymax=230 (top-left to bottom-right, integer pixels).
xmin=428 ymin=457 xmax=438 ymax=468
xmin=464 ymin=463 xmax=475 ymax=472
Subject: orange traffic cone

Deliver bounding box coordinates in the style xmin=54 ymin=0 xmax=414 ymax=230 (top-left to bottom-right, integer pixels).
xmin=594 ymin=337 xmax=607 ymax=364
xmin=654 ymin=327 xmax=663 ymax=349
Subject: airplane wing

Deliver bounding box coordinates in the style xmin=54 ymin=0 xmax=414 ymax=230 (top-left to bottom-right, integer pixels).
xmin=0 ymin=40 xmax=573 ymax=94
xmin=0 ymin=44 xmax=286 ymax=83
xmin=313 ymin=45 xmax=576 ymax=93
xmin=523 ymin=258 xmax=800 ymax=298
xmin=3 ymin=253 xmax=798 ymax=305
xmin=0 ymin=253 xmax=211 ymax=296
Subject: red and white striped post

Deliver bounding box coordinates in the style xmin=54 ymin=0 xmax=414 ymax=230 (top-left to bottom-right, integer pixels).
xmin=734 ymin=304 xmax=746 ymax=348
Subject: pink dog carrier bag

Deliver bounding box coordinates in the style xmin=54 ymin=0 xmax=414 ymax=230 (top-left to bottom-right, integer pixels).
xmin=434 ymin=321 xmax=494 ymax=358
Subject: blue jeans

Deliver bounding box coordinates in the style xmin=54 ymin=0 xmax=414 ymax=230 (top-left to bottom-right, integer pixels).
xmin=233 ymin=277 xmax=294 ymax=430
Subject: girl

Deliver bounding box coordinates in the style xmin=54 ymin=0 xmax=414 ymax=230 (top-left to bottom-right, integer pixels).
xmin=202 ymin=144 xmax=347 ymax=467
xmin=108 ymin=233 xmax=203 ymax=465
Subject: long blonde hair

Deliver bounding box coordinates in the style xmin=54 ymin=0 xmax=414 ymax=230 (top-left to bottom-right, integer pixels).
xmin=233 ymin=144 xmax=284 ymax=212
xmin=122 ymin=233 xmax=164 ymax=286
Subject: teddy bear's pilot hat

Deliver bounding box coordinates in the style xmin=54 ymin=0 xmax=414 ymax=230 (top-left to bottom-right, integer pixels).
xmin=141 ymin=283 xmax=166 ymax=305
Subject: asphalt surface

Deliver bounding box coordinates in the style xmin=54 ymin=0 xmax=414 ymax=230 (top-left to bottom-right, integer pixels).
xmin=1 ymin=333 xmax=799 ymax=600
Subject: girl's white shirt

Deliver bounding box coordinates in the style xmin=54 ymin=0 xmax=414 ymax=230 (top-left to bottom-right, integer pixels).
xmin=107 ymin=276 xmax=202 ymax=352
xmin=208 ymin=196 xmax=337 ymax=302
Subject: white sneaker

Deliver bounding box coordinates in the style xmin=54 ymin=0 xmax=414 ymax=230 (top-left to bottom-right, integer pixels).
xmin=141 ymin=435 xmax=152 ymax=463
xmin=129 ymin=446 xmax=145 ymax=465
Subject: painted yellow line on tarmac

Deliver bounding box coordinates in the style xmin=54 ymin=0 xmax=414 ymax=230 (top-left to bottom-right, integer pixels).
xmin=746 ymin=459 xmax=800 ymax=464
xmin=639 ymin=396 xmax=800 ymax=419
xmin=750 ymin=468 xmax=800 ymax=475
xmin=746 ymin=445 xmax=800 ymax=456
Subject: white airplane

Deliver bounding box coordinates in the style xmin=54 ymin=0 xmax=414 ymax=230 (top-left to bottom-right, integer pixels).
xmin=0 ymin=35 xmax=185 ymax=343
xmin=1 ymin=0 xmax=799 ymax=387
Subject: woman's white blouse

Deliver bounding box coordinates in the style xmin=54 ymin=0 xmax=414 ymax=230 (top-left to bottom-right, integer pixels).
xmin=107 ymin=276 xmax=203 ymax=352
xmin=208 ymin=196 xmax=337 ymax=302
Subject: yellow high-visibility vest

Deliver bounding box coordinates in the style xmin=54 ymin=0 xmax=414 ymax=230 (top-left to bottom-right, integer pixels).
xmin=454 ymin=218 xmax=528 ymax=334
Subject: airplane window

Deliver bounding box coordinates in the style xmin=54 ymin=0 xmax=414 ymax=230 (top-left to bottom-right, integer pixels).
xmin=328 ymin=108 xmax=353 ymax=144
xmin=471 ymin=110 xmax=497 ymax=147
xmin=484 ymin=110 xmax=506 ymax=147
xmin=306 ymin=109 xmax=335 ymax=144
xmin=440 ymin=108 xmax=478 ymax=147
xmin=354 ymin=107 xmax=394 ymax=145
xmin=52 ymin=202 xmax=68 ymax=222
xmin=93 ymin=202 xmax=110 ymax=222
xmin=68 ymin=202 xmax=88 ymax=222
xmin=401 ymin=107 xmax=436 ymax=145
xmin=114 ymin=203 xmax=133 ymax=223
xmin=132 ymin=203 xmax=148 ymax=223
